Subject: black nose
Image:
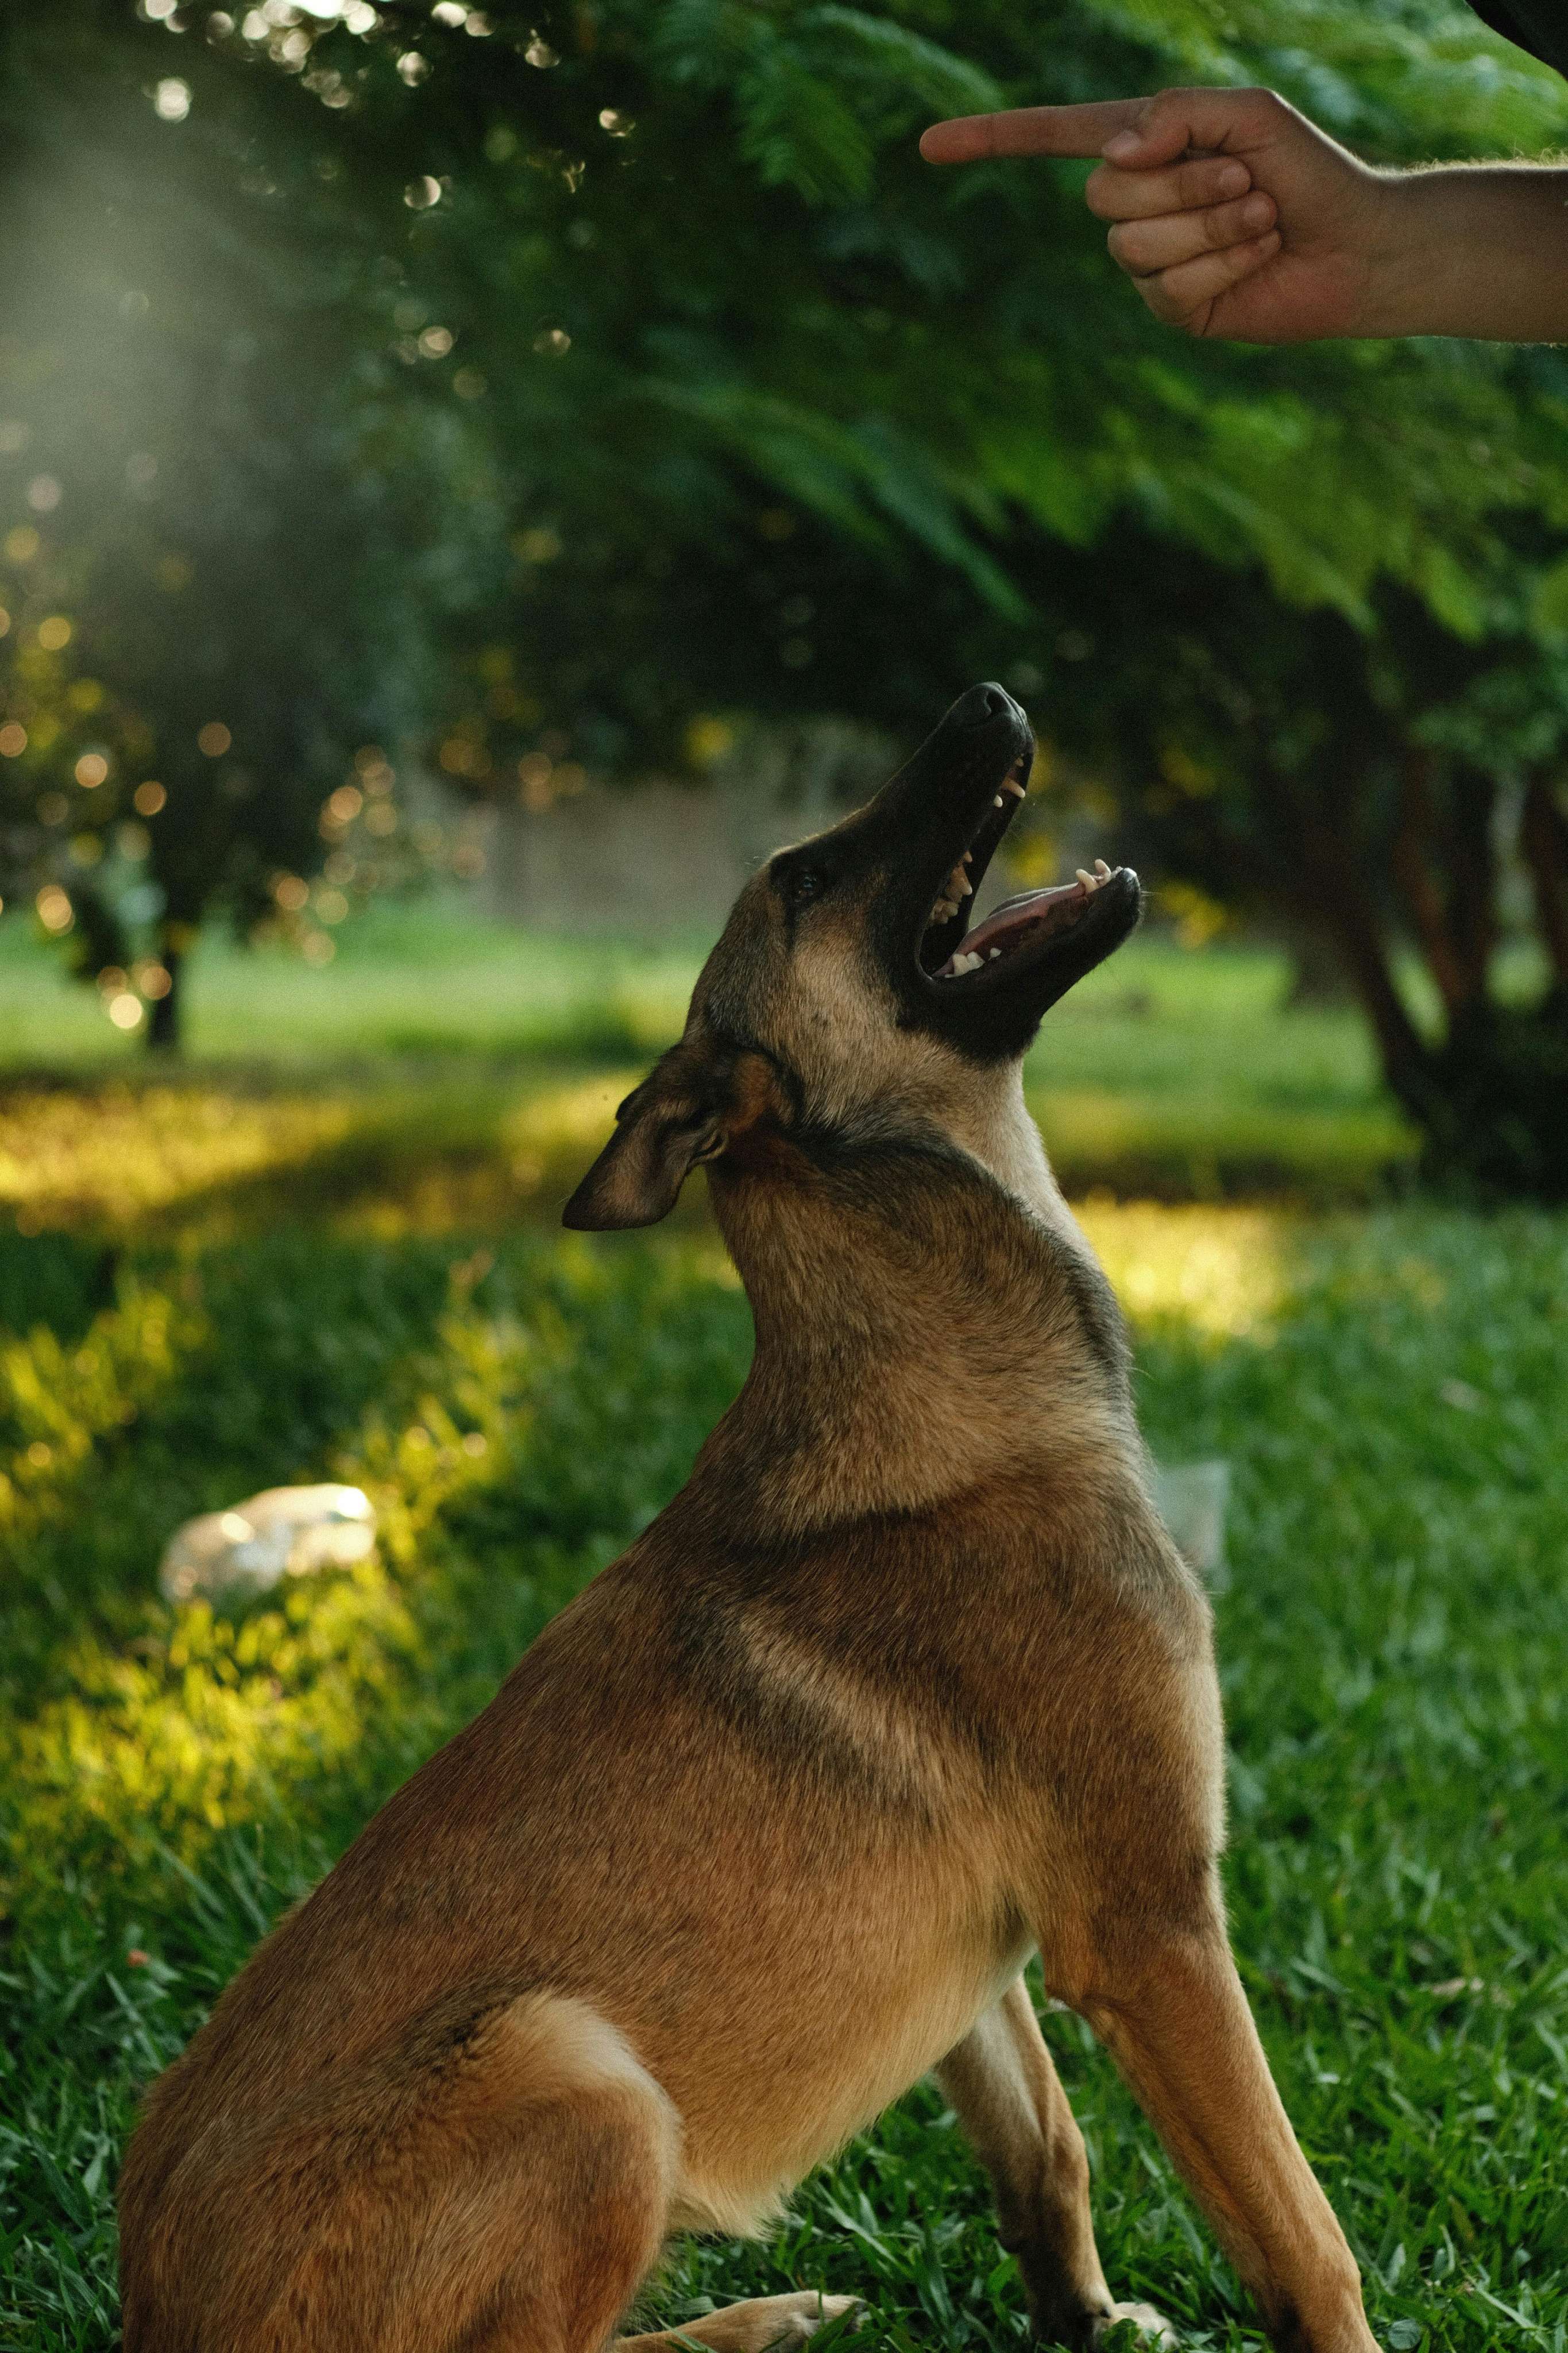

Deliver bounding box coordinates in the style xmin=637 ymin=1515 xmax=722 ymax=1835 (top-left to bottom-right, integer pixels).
xmin=951 ymin=682 xmax=1014 ymax=728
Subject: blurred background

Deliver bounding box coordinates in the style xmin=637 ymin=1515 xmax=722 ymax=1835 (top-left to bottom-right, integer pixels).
xmin=3 ymin=6 xmax=1568 ymax=2350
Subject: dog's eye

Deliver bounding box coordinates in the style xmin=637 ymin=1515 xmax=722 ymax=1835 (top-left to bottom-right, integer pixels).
xmin=785 ymin=866 xmax=824 ymax=907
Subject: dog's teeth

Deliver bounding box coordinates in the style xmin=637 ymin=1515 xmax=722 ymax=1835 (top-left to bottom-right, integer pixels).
xmin=1076 ymin=867 xmax=1099 ymax=892
xmin=961 ymin=851 xmax=972 ymax=866
xmin=1004 ymin=780 xmax=1026 ymax=799
xmin=988 ymin=948 xmax=1001 ymax=960
xmin=1094 ymin=858 xmax=1111 ymax=878
xmin=994 ymin=796 xmax=1005 ymax=809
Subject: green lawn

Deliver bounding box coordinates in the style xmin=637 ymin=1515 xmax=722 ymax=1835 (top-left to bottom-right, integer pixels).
xmin=0 ymin=900 xmax=1413 ymax=1205
xmin=3 ymin=909 xmax=1564 ymax=2351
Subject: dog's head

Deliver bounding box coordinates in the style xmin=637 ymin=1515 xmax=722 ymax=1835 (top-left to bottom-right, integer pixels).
xmin=563 ymin=683 xmax=1141 ymax=1230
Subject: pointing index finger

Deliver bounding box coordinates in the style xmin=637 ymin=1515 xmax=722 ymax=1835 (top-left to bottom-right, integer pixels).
xmin=920 ymin=100 xmax=1149 ymax=165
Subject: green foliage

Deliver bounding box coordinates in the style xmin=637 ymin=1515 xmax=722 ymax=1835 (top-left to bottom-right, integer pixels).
xmin=1 ymin=1162 xmax=1566 ymax=2347
xmin=6 ymin=2 xmax=1568 ymax=794
xmin=1028 ymin=545 xmax=1568 ymax=1193
xmin=0 ymin=2 xmax=505 ymax=1027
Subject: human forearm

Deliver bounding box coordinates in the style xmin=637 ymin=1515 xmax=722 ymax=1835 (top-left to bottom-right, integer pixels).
xmin=1365 ymin=166 xmax=1568 ymax=341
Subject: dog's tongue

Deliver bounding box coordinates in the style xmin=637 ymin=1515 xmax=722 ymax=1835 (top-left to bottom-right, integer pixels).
xmin=955 ymin=881 xmax=1087 ymax=962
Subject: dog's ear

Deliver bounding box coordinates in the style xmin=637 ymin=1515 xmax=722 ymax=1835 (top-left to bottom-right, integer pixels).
xmin=562 ymin=1043 xmax=781 ymax=1230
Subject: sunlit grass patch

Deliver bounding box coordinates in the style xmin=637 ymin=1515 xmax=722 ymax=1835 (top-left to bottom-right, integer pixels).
xmin=0 ymin=1232 xmax=751 ymax=1929
xmin=0 ymin=1086 xmax=356 ymax=1237
xmin=1078 ymin=1199 xmax=1295 ymax=1339
xmin=1032 ymin=1085 xmax=1413 ymax=1203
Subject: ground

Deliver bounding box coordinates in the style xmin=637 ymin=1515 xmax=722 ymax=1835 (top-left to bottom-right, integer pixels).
xmin=1 ymin=909 xmax=1564 ymax=2350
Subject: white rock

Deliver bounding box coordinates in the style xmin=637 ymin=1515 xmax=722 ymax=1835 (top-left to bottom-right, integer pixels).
xmin=159 ymin=1483 xmax=377 ymax=1606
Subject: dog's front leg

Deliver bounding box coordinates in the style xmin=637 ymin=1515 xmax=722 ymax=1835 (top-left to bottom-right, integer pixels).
xmin=1075 ymin=1918 xmax=1376 ymax=2353
xmin=935 ymin=1976 xmax=1172 ymax=2347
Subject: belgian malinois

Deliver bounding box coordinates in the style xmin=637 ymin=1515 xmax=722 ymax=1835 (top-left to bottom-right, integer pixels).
xmin=118 ymin=685 xmax=1377 ymax=2352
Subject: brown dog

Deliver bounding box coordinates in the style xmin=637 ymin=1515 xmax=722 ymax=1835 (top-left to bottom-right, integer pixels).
xmin=118 ymin=685 xmax=1377 ymax=2352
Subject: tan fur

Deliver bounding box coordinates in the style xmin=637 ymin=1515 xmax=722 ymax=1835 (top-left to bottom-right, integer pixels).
xmin=119 ymin=766 xmax=1376 ymax=2352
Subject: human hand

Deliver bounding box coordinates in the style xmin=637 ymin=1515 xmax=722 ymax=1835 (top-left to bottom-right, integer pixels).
xmin=920 ymin=87 xmax=1392 ymax=343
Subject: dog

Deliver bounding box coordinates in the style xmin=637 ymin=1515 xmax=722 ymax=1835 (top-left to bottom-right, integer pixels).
xmin=118 ymin=685 xmax=1377 ymax=2352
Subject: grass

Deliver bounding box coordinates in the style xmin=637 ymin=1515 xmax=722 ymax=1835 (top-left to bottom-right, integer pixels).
xmin=0 ymin=899 xmax=1414 ymax=1203
xmin=2 ymin=909 xmax=1565 ymax=2351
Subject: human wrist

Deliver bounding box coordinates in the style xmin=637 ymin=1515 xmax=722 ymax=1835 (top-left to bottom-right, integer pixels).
xmin=1357 ymin=165 xmax=1568 ymax=341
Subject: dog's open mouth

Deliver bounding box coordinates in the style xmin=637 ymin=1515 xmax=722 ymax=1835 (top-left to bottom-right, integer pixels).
xmin=916 ymin=743 xmax=1125 ymax=984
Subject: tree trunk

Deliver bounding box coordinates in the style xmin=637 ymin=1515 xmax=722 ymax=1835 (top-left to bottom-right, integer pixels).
xmin=1282 ymin=792 xmax=1434 ymax=1120
xmin=147 ymin=946 xmax=184 ymax=1052
xmin=1389 ymin=750 xmax=1470 ymax=1018
xmin=1446 ymin=762 xmax=1496 ymax=1008
xmin=1279 ymin=920 xmax=1350 ymax=1009
xmin=1521 ymin=770 xmax=1568 ymax=991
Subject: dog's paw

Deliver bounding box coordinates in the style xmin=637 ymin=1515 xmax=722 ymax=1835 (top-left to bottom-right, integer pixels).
xmin=761 ymin=2292 xmax=866 ymax=2348
xmin=1090 ymin=2304 xmax=1176 ymax=2348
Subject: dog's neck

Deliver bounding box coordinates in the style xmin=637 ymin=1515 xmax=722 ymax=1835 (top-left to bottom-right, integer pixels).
xmin=932 ymin=1062 xmax=1096 ymax=1264
xmin=698 ymin=1092 xmax=1137 ymax=1530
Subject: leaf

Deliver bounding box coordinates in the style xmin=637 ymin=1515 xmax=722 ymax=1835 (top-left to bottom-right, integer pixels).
xmin=1532 ymin=555 xmax=1568 ymax=639
xmin=801 ymin=7 xmax=1003 ymax=116
xmin=735 ymin=41 xmax=876 ymax=203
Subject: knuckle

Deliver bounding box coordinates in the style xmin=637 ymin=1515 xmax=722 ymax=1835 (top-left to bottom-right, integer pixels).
xmin=1142 ymin=87 xmax=1187 ymax=130
xmin=1201 ymin=157 xmax=1246 ymax=199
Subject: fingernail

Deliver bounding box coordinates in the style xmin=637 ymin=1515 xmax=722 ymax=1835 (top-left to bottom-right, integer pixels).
xmin=1242 ymin=194 xmax=1273 ymax=229
xmin=1218 ymin=162 xmax=1249 ymax=196
xmin=1103 ymin=131 xmax=1141 ymax=161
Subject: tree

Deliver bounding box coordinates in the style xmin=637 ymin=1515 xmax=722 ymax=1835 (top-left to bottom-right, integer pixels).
xmin=1015 ymin=539 xmax=1568 ymax=1194
xmin=0 ymin=4 xmax=503 ymax=1044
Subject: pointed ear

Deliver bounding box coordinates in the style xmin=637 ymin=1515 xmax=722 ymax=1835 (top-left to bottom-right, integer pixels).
xmin=561 ymin=1044 xmax=780 ymax=1232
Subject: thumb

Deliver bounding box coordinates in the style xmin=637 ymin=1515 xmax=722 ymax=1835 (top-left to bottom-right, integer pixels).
xmin=1098 ymin=86 xmax=1287 ymax=166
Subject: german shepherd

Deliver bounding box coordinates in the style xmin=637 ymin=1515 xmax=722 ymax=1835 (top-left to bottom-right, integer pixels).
xmin=118 ymin=685 xmax=1376 ymax=2352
